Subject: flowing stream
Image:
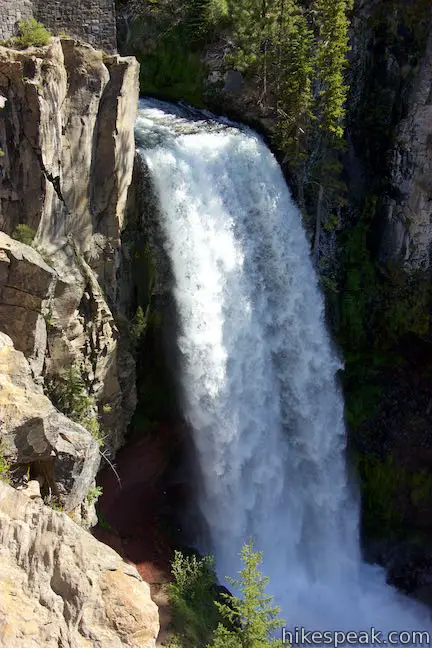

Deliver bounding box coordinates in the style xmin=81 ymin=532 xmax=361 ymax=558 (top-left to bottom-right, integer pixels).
xmin=136 ymin=99 xmax=431 ymax=642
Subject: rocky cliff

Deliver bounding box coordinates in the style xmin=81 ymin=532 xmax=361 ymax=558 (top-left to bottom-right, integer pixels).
xmin=348 ymin=0 xmax=432 ymax=271
xmin=0 ymin=36 xmax=140 ymax=456
xmin=379 ymin=27 xmax=432 ymax=271
xmin=0 ymin=35 xmax=161 ymax=645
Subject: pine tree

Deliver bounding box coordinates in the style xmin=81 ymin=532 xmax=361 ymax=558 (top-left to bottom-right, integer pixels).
xmin=229 ymin=0 xmax=279 ymax=87
xmin=185 ymin=0 xmax=229 ymax=44
xmin=209 ymin=624 xmax=242 ymax=648
xmin=208 ymin=542 xmax=283 ymax=648
xmin=273 ymin=0 xmax=314 ymax=156
xmin=311 ymin=0 xmax=353 ymax=138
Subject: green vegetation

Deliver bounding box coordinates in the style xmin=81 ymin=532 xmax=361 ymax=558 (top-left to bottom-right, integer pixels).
xmin=1 ymin=18 xmax=52 ymax=49
xmin=17 ymin=18 xmax=51 ymax=47
xmin=169 ymin=552 xmax=221 ymax=646
xmin=86 ymin=485 xmax=103 ymax=506
xmin=228 ymin=0 xmax=352 ymax=184
xmin=130 ymin=305 xmax=147 ymax=345
xmin=46 ymin=365 xmax=104 ymax=447
xmin=312 ymin=0 xmax=353 ymax=139
xmin=0 ymin=444 xmax=11 ymax=483
xmin=11 ymin=223 xmax=36 ymax=246
xmin=46 ymin=496 xmax=65 ymax=513
xmin=168 ymin=542 xmax=282 ymax=648
xmin=209 ymin=542 xmax=283 ymax=648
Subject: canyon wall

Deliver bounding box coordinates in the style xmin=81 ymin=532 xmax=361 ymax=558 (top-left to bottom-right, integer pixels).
xmin=0 ymin=37 xmax=139 ymax=457
xmin=0 ymin=33 xmax=161 ymax=646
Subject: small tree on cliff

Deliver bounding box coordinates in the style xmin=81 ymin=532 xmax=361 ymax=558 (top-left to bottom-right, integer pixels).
xmin=208 ymin=541 xmax=283 ymax=648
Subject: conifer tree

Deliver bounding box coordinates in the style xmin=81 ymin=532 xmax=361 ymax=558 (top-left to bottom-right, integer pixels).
xmin=208 ymin=542 xmax=283 ymax=648
xmin=229 ymin=0 xmax=279 ymax=93
xmin=185 ymin=0 xmax=229 ymax=44
xmin=311 ymin=0 xmax=353 ymax=138
xmin=273 ymin=0 xmax=314 ymax=156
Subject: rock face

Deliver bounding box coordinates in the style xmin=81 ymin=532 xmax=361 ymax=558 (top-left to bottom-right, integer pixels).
xmin=0 ymin=37 xmax=139 ymax=293
xmin=0 ymin=481 xmax=159 ymax=647
xmin=0 ymin=37 xmax=140 ymax=454
xmin=0 ymin=232 xmax=56 ymax=377
xmin=348 ymin=2 xmax=432 ymax=271
xmin=380 ymin=28 xmax=432 ymax=270
xmin=0 ymin=33 xmax=161 ymax=648
xmin=0 ymin=331 xmax=100 ymax=512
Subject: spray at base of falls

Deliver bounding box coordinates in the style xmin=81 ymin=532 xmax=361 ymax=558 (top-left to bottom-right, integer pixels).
xmin=136 ymin=99 xmax=431 ymax=639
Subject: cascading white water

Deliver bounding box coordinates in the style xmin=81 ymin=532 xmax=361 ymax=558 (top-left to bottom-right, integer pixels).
xmin=136 ymin=99 xmax=431 ymax=641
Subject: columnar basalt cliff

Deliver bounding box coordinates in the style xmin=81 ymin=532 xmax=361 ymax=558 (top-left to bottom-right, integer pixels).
xmin=0 ymin=34 xmax=160 ymax=645
xmin=348 ymin=0 xmax=432 ymax=272
xmin=380 ymin=28 xmax=432 ymax=271
xmin=0 ymin=37 xmax=139 ymax=457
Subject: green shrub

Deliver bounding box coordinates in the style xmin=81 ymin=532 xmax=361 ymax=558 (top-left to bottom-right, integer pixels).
xmin=17 ymin=18 xmax=51 ymax=48
xmin=0 ymin=445 xmax=11 ymax=483
xmin=86 ymin=485 xmax=103 ymax=505
xmin=46 ymin=365 xmax=104 ymax=447
xmin=11 ymin=223 xmax=36 ymax=246
xmin=168 ymin=552 xmax=221 ymax=647
xmin=130 ymin=306 xmax=147 ymax=344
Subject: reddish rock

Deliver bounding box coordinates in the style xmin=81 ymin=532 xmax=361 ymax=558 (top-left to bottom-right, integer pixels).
xmin=93 ymin=424 xmax=182 ymax=585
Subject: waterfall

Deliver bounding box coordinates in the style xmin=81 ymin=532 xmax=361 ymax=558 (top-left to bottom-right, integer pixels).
xmin=136 ymin=100 xmax=431 ymax=640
